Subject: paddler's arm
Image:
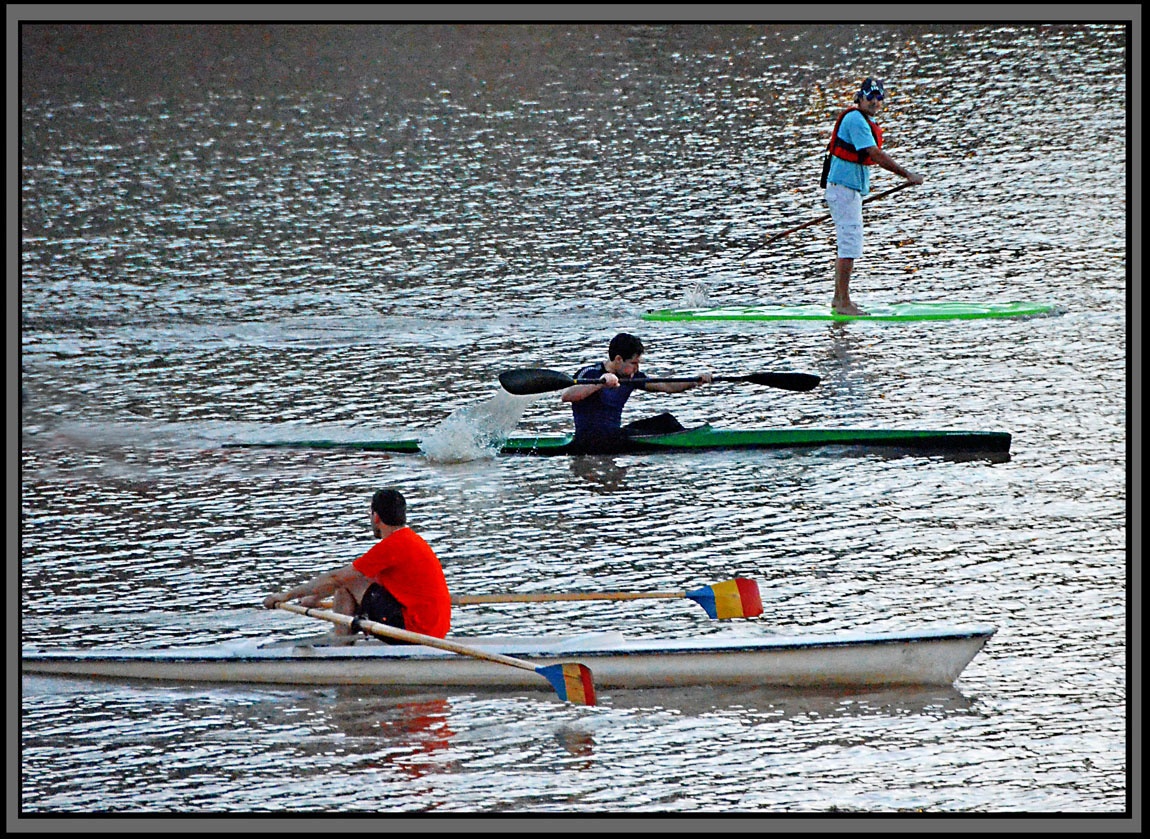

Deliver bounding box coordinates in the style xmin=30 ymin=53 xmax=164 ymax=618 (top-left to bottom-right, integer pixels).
xmin=263 ymin=564 xmax=369 ymax=609
xmin=645 ymin=372 xmax=714 ymax=394
xmin=861 ymin=146 xmax=924 ymax=184
xmin=561 ymin=372 xmax=620 ymax=402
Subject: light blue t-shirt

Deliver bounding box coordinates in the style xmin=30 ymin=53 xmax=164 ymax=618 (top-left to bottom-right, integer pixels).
xmin=826 ymin=109 xmax=878 ymax=196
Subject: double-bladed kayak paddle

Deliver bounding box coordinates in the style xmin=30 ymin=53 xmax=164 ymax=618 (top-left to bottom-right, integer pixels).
xmin=499 ymin=368 xmax=819 ymax=396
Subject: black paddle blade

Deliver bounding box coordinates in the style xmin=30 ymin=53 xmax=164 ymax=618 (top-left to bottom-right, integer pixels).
xmin=498 ymin=368 xmax=577 ymax=396
xmin=742 ymin=372 xmax=821 ymax=392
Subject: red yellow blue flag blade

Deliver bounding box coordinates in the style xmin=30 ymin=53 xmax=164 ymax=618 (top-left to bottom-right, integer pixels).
xmin=686 ymin=578 xmax=763 ymax=619
xmin=537 ymin=663 xmax=597 ymax=706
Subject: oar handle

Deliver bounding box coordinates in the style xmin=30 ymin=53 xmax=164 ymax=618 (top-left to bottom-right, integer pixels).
xmin=454 ymin=578 xmax=763 ymax=621
xmin=316 ymin=592 xmax=682 ymax=607
xmin=276 ymin=603 xmax=538 ymax=673
xmin=455 ymin=591 xmax=685 ymax=605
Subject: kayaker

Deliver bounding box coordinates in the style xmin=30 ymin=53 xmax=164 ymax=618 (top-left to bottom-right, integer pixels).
xmin=561 ymin=332 xmax=712 ymax=453
xmin=822 ymin=78 xmax=924 ymax=316
xmin=263 ymin=488 xmax=451 ymax=643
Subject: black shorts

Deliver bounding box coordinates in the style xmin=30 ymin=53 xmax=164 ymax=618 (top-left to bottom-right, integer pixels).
xmin=623 ymin=412 xmax=685 ymax=437
xmin=570 ymin=412 xmax=686 ymax=454
xmin=356 ymin=583 xmax=411 ymax=645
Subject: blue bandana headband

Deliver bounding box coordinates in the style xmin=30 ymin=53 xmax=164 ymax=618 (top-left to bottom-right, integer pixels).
xmin=859 ymin=78 xmax=885 ymax=101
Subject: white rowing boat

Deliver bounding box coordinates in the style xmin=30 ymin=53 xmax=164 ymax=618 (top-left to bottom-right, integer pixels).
xmin=21 ymin=625 xmax=994 ymax=691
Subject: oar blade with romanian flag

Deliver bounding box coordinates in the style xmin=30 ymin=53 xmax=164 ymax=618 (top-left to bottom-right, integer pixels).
xmin=685 ymin=578 xmax=763 ymax=620
xmin=537 ymin=662 xmax=597 ymax=706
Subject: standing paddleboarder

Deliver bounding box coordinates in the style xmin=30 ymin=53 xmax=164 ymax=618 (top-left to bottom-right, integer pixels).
xmin=822 ymin=78 xmax=924 ymax=315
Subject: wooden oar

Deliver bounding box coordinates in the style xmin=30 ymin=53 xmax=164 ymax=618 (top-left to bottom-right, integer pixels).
xmin=499 ymin=368 xmax=820 ymax=396
xmin=315 ymin=578 xmax=762 ymax=618
xmin=454 ymin=578 xmax=763 ymax=620
xmin=740 ymin=181 xmax=915 ymax=259
xmin=275 ymin=602 xmax=596 ymax=706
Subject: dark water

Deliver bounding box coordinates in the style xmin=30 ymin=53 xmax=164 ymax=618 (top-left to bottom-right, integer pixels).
xmin=18 ymin=23 xmax=1129 ymax=818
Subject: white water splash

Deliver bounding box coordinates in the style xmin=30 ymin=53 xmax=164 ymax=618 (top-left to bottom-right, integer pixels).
xmin=679 ymin=281 xmax=711 ymax=308
xmin=417 ymin=389 xmax=540 ymax=463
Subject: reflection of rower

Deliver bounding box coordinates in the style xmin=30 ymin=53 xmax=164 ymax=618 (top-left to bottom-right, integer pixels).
xmin=569 ymin=454 xmax=629 ymax=492
xmin=561 ymin=333 xmax=712 ymax=455
xmin=555 ymin=724 xmax=595 ymax=762
xmin=374 ymin=698 xmax=455 ymax=778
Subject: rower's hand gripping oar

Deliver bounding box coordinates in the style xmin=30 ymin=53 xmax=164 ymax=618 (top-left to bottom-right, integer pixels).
xmin=274 ymin=602 xmax=596 ymax=706
xmin=499 ymin=368 xmax=820 ymax=396
xmin=455 ymin=578 xmax=764 ymax=620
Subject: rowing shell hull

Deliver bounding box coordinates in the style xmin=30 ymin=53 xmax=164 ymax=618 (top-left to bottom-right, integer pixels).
xmin=223 ymin=424 xmax=1011 ymax=456
xmin=22 ymin=626 xmax=994 ymax=691
xmin=642 ymin=302 xmax=1054 ymax=322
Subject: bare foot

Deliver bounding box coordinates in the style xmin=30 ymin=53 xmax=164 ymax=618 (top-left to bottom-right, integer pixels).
xmin=298 ymin=631 xmax=358 ymax=647
xmin=832 ymin=301 xmax=869 ymax=316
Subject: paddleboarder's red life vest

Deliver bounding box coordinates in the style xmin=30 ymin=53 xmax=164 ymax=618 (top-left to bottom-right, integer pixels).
xmin=828 ymin=107 xmax=883 ymax=165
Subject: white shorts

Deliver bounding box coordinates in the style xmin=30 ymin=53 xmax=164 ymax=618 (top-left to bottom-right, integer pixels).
xmin=825 ymin=183 xmax=863 ymax=259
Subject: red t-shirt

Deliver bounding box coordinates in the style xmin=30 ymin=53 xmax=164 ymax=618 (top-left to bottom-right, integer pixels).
xmin=352 ymin=527 xmax=451 ymax=638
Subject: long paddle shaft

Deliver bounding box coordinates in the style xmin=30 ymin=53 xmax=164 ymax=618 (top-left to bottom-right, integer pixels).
xmin=740 ymin=181 xmax=915 ymax=260
xmin=275 ymin=602 xmax=596 ymax=705
xmin=455 ymin=578 xmax=763 ymax=620
xmin=499 ymin=368 xmax=820 ymax=396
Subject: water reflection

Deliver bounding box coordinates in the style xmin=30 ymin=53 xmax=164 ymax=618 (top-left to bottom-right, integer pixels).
xmin=349 ymin=696 xmax=458 ymax=779
xmin=554 ymin=724 xmax=596 ymax=765
xmin=568 ymin=455 xmax=630 ymax=491
xmin=600 ymin=684 xmax=979 ymax=721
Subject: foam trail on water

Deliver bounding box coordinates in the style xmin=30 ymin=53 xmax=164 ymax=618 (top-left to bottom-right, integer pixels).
xmin=418 ymin=389 xmax=540 ymax=463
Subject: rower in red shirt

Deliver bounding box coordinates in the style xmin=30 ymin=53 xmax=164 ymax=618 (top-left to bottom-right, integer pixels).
xmin=263 ymin=488 xmax=451 ymax=641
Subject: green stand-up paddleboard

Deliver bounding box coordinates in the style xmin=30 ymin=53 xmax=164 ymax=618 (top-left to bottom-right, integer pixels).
xmin=642 ymin=301 xmax=1055 ymax=323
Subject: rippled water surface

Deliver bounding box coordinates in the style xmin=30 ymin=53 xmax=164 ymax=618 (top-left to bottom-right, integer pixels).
xmin=18 ymin=23 xmax=1129 ymax=819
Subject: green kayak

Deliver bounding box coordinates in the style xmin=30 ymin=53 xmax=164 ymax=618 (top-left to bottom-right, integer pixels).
xmin=224 ymin=424 xmax=1011 ymax=456
xmin=642 ymin=301 xmax=1054 ymax=323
